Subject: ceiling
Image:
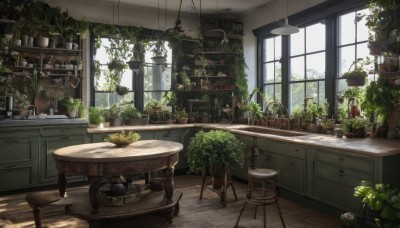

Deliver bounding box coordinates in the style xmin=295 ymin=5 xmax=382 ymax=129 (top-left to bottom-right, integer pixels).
xmin=73 ymin=0 xmax=276 ymax=17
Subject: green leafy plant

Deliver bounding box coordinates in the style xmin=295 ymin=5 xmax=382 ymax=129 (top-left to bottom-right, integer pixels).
xmin=343 ymin=57 xmax=372 ymax=79
xmin=354 ymin=181 xmax=400 ymax=228
xmin=186 ymin=130 xmax=245 ymax=174
xmin=176 ymin=110 xmax=188 ymax=118
xmin=121 ymin=106 xmax=141 ymax=120
xmin=104 ymin=130 xmax=141 ymax=148
xmin=108 ymin=104 xmax=121 ymax=118
xmin=64 ymin=98 xmax=82 ymax=113
xmin=88 ymin=107 xmax=105 ymax=125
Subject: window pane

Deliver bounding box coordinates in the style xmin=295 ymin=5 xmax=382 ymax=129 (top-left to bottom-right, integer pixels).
xmin=275 ymin=62 xmax=282 ymax=83
xmin=338 ymin=45 xmax=355 ymax=77
xmin=318 ymin=81 xmax=325 ymax=105
xmin=265 ymin=38 xmax=274 ymax=62
xmin=307 ymin=52 xmax=325 ymax=79
xmin=306 ymin=23 xmax=325 ymax=53
xmin=275 ymin=36 xmax=282 ymax=60
xmin=306 ymin=81 xmax=318 ymax=100
xmin=265 ymin=62 xmax=275 ymax=83
xmin=290 ymin=56 xmax=305 ymax=81
xmin=356 ymin=8 xmax=369 ymax=42
xmin=94 ymin=92 xmax=134 ymax=108
xmin=339 ymin=12 xmax=356 ymax=45
xmin=274 ymin=84 xmax=282 ymax=102
xmin=290 ymin=83 xmax=304 ymax=111
xmin=264 ymin=84 xmax=275 ymax=102
xmin=290 ymin=28 xmax=305 ymax=56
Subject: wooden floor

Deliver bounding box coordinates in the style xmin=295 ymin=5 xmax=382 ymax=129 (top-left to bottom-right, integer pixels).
xmin=0 ymin=175 xmax=343 ymax=228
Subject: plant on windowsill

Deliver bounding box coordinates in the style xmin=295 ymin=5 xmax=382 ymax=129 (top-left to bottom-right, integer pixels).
xmin=342 ymin=117 xmax=369 ymax=138
xmin=121 ymin=106 xmax=147 ymax=125
xmin=108 ymin=104 xmax=122 ymax=127
xmin=88 ymin=106 xmax=105 ymax=128
xmin=342 ymin=57 xmax=372 ymax=87
xmin=176 ymin=110 xmax=189 ymax=124
xmin=354 ymin=181 xmax=400 ymax=228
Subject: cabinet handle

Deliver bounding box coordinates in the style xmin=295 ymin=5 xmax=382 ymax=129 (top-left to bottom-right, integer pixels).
xmin=294 ymin=148 xmax=299 ymax=152
xmin=59 ymin=136 xmax=71 ymax=140
xmin=290 ymin=162 xmax=296 ymax=167
xmin=338 ymin=169 xmax=344 ymax=173
xmin=338 ymin=157 xmax=345 ymax=162
xmin=6 ymin=164 xmax=16 ymax=169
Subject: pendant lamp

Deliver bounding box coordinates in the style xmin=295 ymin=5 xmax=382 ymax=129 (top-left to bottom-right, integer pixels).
xmin=271 ymin=0 xmax=299 ymax=36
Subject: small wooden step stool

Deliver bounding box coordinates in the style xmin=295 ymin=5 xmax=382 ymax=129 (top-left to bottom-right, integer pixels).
xmin=25 ymin=190 xmax=62 ymax=228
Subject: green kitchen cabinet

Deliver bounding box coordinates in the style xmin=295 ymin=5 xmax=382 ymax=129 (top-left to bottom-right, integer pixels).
xmin=257 ymin=138 xmax=307 ymax=195
xmin=40 ymin=125 xmax=87 ymax=183
xmin=0 ymin=128 xmax=40 ymax=191
xmin=232 ymin=134 xmax=255 ymax=180
xmin=311 ymin=148 xmax=374 ymax=214
xmin=154 ymin=128 xmax=193 ymax=170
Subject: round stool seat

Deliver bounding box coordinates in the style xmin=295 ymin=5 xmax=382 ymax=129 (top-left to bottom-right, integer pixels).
xmin=248 ymin=168 xmax=277 ymax=179
xmin=26 ymin=191 xmax=61 ymax=207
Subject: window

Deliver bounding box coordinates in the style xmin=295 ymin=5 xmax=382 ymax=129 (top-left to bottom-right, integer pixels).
xmin=143 ymin=41 xmax=172 ymax=107
xmin=336 ymin=8 xmax=375 ymax=119
xmin=93 ymin=38 xmax=172 ymax=110
xmin=289 ymin=22 xmax=326 ymax=111
xmin=255 ymin=1 xmax=371 ymax=117
xmin=263 ymin=36 xmax=282 ymax=103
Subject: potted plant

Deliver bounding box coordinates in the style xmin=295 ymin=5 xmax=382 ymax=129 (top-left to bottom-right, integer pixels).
xmin=342 ymin=117 xmax=369 ymax=138
xmin=64 ymin=97 xmax=82 ymax=118
xmin=88 ymin=106 xmax=105 ymax=128
xmin=108 ymin=104 xmax=122 ymax=127
xmin=151 ymin=39 xmax=167 ymax=65
xmin=176 ymin=110 xmax=188 ymax=124
xmin=127 ymin=43 xmax=142 ymax=71
xmin=121 ymin=106 xmax=148 ymax=125
xmin=186 ymin=130 xmax=245 ymax=191
xmin=342 ymin=57 xmax=372 ymax=87
xmin=354 ymin=181 xmax=400 ymax=228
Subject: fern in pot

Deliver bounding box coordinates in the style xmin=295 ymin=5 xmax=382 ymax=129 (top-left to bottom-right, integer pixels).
xmin=187 ymin=130 xmax=245 ymax=188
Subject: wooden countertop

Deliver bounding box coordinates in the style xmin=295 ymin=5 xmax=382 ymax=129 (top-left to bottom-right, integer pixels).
xmin=88 ymin=124 xmax=400 ymax=158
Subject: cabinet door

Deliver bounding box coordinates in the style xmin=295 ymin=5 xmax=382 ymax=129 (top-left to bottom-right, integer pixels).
xmin=312 ymin=149 xmax=374 ymax=214
xmin=260 ymin=151 xmax=306 ymax=195
xmin=40 ymin=135 xmax=86 ymax=183
xmin=0 ymin=134 xmax=39 ymax=191
xmin=155 ymin=129 xmax=192 ymax=170
xmin=232 ymin=134 xmax=254 ymax=180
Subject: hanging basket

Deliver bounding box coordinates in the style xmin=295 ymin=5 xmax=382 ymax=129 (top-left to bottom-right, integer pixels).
xmin=346 ymin=76 xmax=366 ymax=87
xmin=127 ymin=60 xmax=141 ymax=70
xmin=151 ymin=56 xmax=166 ymax=65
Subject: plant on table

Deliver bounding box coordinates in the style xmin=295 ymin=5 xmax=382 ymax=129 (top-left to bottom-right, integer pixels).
xmin=105 ymin=130 xmax=141 ymax=148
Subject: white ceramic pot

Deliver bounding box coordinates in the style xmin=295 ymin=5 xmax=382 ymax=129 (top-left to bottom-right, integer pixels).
xmin=35 ymin=37 xmax=49 ymax=48
xmin=65 ymin=42 xmax=73 ymax=50
xmin=13 ymin=39 xmax=21 ymax=46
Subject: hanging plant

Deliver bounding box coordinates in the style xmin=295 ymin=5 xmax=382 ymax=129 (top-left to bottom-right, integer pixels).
xmin=150 ymin=39 xmax=167 ymax=65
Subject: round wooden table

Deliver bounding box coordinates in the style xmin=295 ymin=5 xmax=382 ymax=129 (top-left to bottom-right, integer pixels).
xmin=53 ymin=140 xmax=183 ymax=218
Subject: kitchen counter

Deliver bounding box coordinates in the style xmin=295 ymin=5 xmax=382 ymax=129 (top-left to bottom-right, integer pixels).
xmin=0 ymin=117 xmax=89 ymax=127
xmin=89 ymin=123 xmax=400 ymax=157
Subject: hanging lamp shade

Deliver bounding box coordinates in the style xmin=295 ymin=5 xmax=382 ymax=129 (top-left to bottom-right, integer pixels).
xmin=271 ymin=18 xmax=299 ymax=35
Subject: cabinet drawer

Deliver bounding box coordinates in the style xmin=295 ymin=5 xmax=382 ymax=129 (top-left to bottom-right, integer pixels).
xmin=0 ymin=162 xmax=35 ymax=191
xmin=317 ymin=150 xmax=373 ymax=174
xmin=315 ymin=161 xmax=373 ymax=188
xmin=258 ymin=139 xmax=306 ymax=159
xmin=41 ymin=126 xmax=87 ymax=136
xmin=0 ymin=136 xmax=38 ymax=162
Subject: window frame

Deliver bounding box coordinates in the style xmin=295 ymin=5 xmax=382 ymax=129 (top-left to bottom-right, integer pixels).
xmin=253 ymin=0 xmax=369 ymax=116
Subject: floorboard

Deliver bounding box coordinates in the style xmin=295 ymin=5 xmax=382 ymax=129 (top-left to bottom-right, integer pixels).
xmin=0 ymin=175 xmax=342 ymax=228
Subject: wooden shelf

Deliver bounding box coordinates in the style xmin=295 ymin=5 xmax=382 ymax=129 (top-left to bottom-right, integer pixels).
xmin=10 ymin=45 xmax=80 ymax=55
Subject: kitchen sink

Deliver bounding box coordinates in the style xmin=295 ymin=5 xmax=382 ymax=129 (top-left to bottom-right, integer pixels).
xmin=237 ymin=127 xmax=309 ymax=137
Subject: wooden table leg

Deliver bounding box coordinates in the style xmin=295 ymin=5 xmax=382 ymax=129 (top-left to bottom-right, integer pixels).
xmin=164 ymin=167 xmax=174 ymax=204
xmin=88 ymin=176 xmax=101 ymax=214
xmin=58 ymin=173 xmax=66 ymax=198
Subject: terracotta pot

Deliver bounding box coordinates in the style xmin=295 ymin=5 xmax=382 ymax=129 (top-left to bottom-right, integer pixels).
xmin=177 ymin=118 xmax=188 ymax=124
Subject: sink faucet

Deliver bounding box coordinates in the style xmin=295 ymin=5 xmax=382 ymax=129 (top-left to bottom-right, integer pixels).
xmin=265 ymin=101 xmax=286 ymax=117
xmin=27 ymin=105 xmax=39 ymax=116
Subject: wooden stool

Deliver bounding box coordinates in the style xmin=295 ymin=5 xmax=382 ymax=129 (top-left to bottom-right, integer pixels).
xmin=25 ymin=191 xmax=62 ymax=228
xmin=235 ymin=168 xmax=285 ymax=228
xmin=199 ymin=166 xmax=238 ymax=207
